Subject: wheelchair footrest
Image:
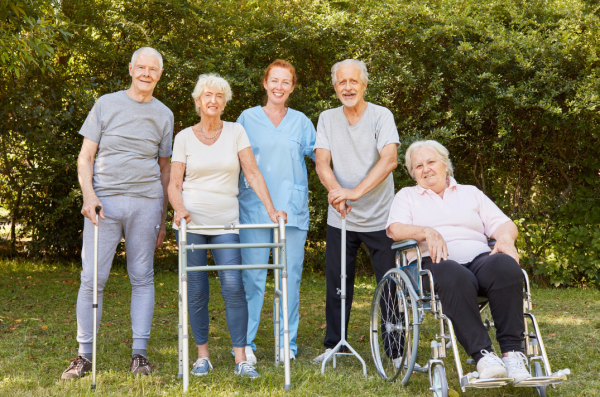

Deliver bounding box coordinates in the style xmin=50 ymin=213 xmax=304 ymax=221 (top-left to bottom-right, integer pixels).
xmin=461 ymin=374 xmax=514 ymax=389
xmin=514 ymin=369 xmax=570 ymax=387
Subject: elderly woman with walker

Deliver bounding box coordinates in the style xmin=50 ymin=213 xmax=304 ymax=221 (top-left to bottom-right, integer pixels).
xmin=237 ymin=60 xmax=316 ymax=363
xmin=168 ymin=73 xmax=286 ymax=378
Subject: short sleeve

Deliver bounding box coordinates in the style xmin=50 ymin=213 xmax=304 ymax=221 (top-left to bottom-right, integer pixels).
xmin=313 ymin=113 xmax=330 ymax=152
xmin=376 ymin=108 xmax=400 ymax=153
xmin=171 ymin=131 xmax=187 ymax=163
xmin=79 ymin=99 xmax=103 ymax=143
xmin=475 ymin=188 xmax=512 ymax=237
xmin=236 ymin=110 xmax=246 ymax=125
xmin=236 ymin=123 xmax=252 ymax=152
xmin=158 ymin=112 xmax=174 ymax=157
xmin=385 ymin=188 xmax=414 ymax=237
xmin=303 ymin=116 xmax=317 ymax=161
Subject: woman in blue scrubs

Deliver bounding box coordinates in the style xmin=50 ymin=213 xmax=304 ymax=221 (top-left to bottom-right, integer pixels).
xmin=237 ymin=59 xmax=316 ymax=363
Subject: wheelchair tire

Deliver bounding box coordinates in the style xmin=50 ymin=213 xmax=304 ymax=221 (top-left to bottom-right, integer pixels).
xmin=431 ymin=364 xmax=449 ymax=397
xmin=370 ymin=269 xmax=420 ymax=384
xmin=534 ymin=362 xmax=548 ymax=397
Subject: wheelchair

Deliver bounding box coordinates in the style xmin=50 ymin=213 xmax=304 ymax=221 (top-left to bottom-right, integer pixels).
xmin=369 ymin=239 xmax=570 ymax=396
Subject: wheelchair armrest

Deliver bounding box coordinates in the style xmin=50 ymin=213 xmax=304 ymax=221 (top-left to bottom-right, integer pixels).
xmin=391 ymin=239 xmax=419 ymax=252
xmin=488 ymin=239 xmax=496 ymax=248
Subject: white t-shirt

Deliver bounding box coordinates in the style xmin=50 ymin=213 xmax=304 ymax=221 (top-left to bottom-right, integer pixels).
xmin=171 ymin=122 xmax=251 ymax=235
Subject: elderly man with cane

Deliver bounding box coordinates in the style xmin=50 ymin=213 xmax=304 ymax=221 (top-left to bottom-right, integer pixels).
xmin=61 ymin=47 xmax=173 ymax=380
xmin=312 ymin=59 xmax=400 ymax=364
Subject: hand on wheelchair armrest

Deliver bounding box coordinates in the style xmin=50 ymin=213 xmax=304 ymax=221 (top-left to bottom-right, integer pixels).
xmin=391 ymin=239 xmax=419 ymax=252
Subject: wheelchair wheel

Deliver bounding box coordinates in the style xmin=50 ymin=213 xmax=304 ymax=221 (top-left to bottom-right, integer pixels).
xmin=370 ymin=269 xmax=420 ymax=384
xmin=431 ymin=364 xmax=449 ymax=397
xmin=534 ymin=362 xmax=548 ymax=397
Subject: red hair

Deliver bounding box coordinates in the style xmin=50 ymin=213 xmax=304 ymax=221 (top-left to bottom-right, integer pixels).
xmin=262 ymin=59 xmax=297 ymax=87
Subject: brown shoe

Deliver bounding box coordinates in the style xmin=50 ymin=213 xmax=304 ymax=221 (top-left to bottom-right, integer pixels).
xmin=61 ymin=356 xmax=92 ymax=380
xmin=130 ymin=354 xmax=151 ymax=375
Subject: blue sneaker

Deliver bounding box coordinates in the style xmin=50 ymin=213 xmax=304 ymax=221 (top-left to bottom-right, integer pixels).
xmin=191 ymin=357 xmax=213 ymax=376
xmin=234 ymin=361 xmax=260 ymax=378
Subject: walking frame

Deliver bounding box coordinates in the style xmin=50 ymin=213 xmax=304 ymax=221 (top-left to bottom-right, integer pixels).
xmin=177 ymin=217 xmax=292 ymax=392
xmin=320 ymin=215 xmax=368 ymax=376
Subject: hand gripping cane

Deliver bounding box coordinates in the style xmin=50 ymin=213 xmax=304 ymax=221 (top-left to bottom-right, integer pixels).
xmin=91 ymin=205 xmax=101 ymax=390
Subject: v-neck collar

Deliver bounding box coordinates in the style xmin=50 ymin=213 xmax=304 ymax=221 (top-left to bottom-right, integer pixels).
xmin=260 ymin=106 xmax=290 ymax=131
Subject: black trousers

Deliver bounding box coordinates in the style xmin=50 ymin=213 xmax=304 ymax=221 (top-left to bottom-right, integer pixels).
xmin=421 ymin=252 xmax=525 ymax=362
xmin=324 ymin=225 xmax=396 ymax=348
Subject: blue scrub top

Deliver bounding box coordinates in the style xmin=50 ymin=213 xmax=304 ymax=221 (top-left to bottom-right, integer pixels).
xmin=237 ymin=106 xmax=316 ymax=231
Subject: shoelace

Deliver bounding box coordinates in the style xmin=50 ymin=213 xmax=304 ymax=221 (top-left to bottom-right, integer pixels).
xmin=133 ymin=354 xmax=150 ymax=368
xmin=238 ymin=361 xmax=256 ymax=373
xmin=194 ymin=357 xmax=212 ymax=370
xmin=65 ymin=356 xmax=88 ymax=373
xmin=504 ymin=351 xmax=528 ymax=369
xmin=479 ymin=349 xmax=505 ymax=366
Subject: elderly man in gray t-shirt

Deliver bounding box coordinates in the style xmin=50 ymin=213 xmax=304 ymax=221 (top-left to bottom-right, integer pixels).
xmin=61 ymin=47 xmax=173 ymax=380
xmin=313 ymin=59 xmax=400 ymax=363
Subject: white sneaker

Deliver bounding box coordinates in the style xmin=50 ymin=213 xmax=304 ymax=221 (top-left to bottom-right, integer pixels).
xmin=278 ymin=348 xmax=296 ymax=363
xmin=245 ymin=346 xmax=257 ymax=366
xmin=477 ymin=349 xmax=507 ymax=379
xmin=313 ymin=348 xmax=333 ymax=364
xmin=502 ymin=351 xmax=531 ymax=384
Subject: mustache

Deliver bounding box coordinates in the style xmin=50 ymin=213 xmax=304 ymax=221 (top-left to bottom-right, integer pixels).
xmin=341 ymin=90 xmax=357 ymax=95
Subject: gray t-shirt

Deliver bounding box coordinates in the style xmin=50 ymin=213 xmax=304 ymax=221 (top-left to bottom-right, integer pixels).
xmin=79 ymin=91 xmax=174 ymax=199
xmin=314 ymin=103 xmax=400 ymax=232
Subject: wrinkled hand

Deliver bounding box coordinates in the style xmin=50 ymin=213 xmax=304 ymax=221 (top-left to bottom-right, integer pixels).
xmin=335 ymin=200 xmax=352 ymax=218
xmin=173 ymin=208 xmax=192 ymax=227
xmin=425 ymin=227 xmax=448 ymax=263
xmin=81 ymin=195 xmax=104 ymax=226
xmin=490 ymin=237 xmax=520 ymax=264
xmin=268 ymin=209 xmax=287 ymax=223
xmin=328 ymin=188 xmax=358 ymax=207
xmin=155 ymin=223 xmax=166 ymax=249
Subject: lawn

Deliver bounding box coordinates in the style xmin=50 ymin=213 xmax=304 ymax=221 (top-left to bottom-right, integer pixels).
xmin=0 ymin=258 xmax=598 ymax=396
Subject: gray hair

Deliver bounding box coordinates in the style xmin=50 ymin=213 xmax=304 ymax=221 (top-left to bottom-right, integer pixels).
xmin=405 ymin=140 xmax=454 ymax=180
xmin=191 ymin=73 xmax=233 ymax=103
xmin=131 ymin=47 xmax=163 ymax=70
xmin=331 ymin=59 xmax=369 ymax=86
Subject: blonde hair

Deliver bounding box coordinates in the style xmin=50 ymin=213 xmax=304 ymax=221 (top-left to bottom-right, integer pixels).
xmin=405 ymin=140 xmax=454 ymax=180
xmin=191 ymin=73 xmax=232 ymax=103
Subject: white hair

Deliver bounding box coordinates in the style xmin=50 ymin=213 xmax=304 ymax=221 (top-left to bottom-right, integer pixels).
xmin=191 ymin=73 xmax=232 ymax=103
xmin=331 ymin=59 xmax=369 ymax=86
xmin=405 ymin=140 xmax=454 ymax=179
xmin=131 ymin=47 xmax=163 ymax=70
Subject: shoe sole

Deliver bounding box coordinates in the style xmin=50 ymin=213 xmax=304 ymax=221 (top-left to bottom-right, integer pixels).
xmin=479 ymin=369 xmax=508 ymax=379
xmin=191 ymin=371 xmax=210 ymax=376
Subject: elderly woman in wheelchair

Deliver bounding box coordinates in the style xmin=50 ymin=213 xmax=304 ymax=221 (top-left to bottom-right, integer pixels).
xmin=369 ymin=139 xmax=568 ymax=395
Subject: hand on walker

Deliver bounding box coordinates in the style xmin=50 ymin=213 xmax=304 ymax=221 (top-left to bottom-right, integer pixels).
xmin=268 ymin=209 xmax=287 ymax=223
xmin=490 ymin=238 xmax=520 ymax=264
xmin=425 ymin=227 xmax=448 ymax=263
xmin=81 ymin=195 xmax=104 ymax=226
xmin=173 ymin=208 xmax=192 ymax=227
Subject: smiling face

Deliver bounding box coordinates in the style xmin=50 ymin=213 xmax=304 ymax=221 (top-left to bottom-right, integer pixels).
xmin=263 ymin=66 xmax=295 ymax=106
xmin=334 ymin=64 xmax=367 ymax=108
xmin=128 ymin=52 xmax=163 ymax=96
xmin=194 ymin=86 xmax=226 ymax=118
xmin=411 ymin=147 xmax=448 ymax=193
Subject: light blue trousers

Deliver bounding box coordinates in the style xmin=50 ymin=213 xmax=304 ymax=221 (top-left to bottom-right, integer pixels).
xmin=241 ymin=226 xmax=307 ymax=354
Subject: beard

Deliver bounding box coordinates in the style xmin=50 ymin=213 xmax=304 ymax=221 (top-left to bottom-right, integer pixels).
xmin=339 ymin=90 xmax=359 ymax=107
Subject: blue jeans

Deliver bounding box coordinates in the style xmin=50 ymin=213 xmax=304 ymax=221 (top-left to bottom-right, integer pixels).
xmin=176 ymin=231 xmax=248 ymax=347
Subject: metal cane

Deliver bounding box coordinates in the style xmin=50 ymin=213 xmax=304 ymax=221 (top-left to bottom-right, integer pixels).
xmin=91 ymin=205 xmax=101 ymax=390
xmin=321 ymin=207 xmax=367 ymax=376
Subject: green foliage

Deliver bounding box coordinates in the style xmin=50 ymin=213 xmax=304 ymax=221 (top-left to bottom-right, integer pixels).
xmin=1 ymin=0 xmax=599 ymax=286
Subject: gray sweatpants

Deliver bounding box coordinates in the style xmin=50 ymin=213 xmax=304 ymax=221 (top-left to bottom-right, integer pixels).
xmin=76 ymin=195 xmax=162 ymax=354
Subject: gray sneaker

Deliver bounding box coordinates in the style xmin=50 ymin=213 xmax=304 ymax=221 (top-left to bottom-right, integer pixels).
xmin=191 ymin=357 xmax=213 ymax=376
xmin=129 ymin=354 xmax=151 ymax=375
xmin=61 ymin=356 xmax=92 ymax=380
xmin=234 ymin=361 xmax=260 ymax=378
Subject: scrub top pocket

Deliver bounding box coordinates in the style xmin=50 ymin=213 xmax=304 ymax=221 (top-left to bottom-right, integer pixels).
xmin=290 ymin=184 xmax=308 ymax=215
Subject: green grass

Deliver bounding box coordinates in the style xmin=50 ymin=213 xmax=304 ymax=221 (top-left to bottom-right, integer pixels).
xmin=0 ymin=258 xmax=598 ymax=396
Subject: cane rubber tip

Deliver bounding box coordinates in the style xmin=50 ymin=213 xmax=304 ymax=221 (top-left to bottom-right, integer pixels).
xmin=284 ymin=384 xmax=291 ymax=391
xmin=91 ymin=384 xmax=96 ymax=390
xmin=95 ymin=205 xmax=102 ymax=214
